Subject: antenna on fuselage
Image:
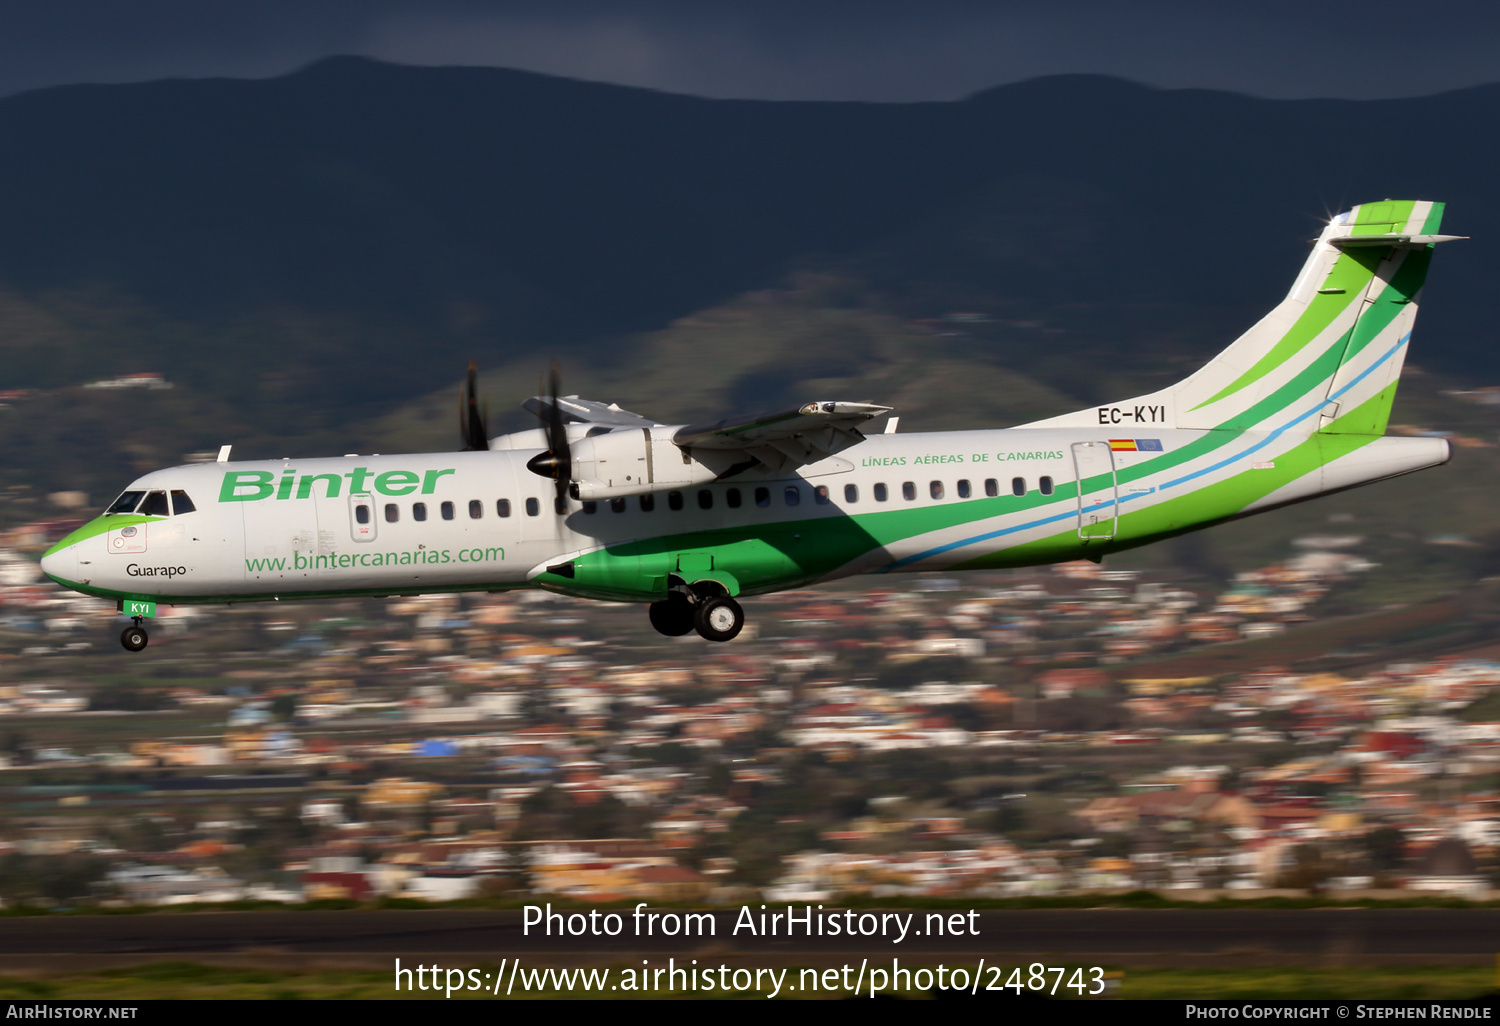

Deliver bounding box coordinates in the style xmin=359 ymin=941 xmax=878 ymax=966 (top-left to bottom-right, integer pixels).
xmin=216 ymin=445 xmax=232 ymax=462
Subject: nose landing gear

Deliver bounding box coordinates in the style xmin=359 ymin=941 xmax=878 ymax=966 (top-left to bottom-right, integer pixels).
xmin=120 ymin=617 xmax=148 ymax=652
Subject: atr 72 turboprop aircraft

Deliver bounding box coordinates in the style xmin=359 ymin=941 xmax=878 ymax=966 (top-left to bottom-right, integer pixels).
xmin=41 ymin=200 xmax=1462 ymax=651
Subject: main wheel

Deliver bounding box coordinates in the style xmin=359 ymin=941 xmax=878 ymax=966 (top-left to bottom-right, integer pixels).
xmin=120 ymin=625 xmax=148 ymax=652
xmin=648 ymin=597 xmax=694 ymax=636
xmin=694 ymin=595 xmax=744 ymax=642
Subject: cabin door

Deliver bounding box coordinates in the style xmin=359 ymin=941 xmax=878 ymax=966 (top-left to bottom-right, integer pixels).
xmin=1072 ymin=441 xmax=1118 ymax=541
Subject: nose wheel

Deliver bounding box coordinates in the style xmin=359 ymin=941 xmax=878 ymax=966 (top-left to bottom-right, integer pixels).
xmin=120 ymin=617 xmax=148 ymax=653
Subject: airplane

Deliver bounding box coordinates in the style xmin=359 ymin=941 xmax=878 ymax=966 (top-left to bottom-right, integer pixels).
xmin=39 ymin=200 xmax=1462 ymax=651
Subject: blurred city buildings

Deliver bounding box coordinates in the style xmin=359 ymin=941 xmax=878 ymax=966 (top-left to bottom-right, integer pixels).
xmin=0 ymin=515 xmax=1494 ymax=907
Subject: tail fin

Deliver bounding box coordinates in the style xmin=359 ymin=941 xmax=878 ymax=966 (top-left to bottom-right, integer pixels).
xmin=1021 ymin=200 xmax=1461 ymax=436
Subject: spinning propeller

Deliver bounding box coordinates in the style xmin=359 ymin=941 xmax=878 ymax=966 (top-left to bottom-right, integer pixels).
xmin=524 ymin=364 xmax=574 ymax=513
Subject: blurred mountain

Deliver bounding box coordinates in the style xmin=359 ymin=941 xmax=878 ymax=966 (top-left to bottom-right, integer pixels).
xmin=1 ymin=59 xmax=1496 ymax=414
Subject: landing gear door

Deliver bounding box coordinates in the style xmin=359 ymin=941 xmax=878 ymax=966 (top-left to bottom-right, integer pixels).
xmin=1072 ymin=441 xmax=1118 ymax=541
xmin=350 ymin=494 xmax=377 ymax=543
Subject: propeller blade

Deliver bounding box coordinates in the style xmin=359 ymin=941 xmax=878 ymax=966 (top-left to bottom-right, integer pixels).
xmin=459 ymin=361 xmax=489 ymax=451
xmin=545 ymin=363 xmax=572 ymax=512
xmin=523 ymin=363 xmax=573 ymax=513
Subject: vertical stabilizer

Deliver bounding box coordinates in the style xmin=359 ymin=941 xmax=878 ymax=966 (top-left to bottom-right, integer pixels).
xmin=1020 ymin=200 xmax=1460 ymax=436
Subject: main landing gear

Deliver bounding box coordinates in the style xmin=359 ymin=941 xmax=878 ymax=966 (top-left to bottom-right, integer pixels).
xmin=648 ymin=588 xmax=745 ymax=642
xmin=120 ymin=617 xmax=148 ymax=652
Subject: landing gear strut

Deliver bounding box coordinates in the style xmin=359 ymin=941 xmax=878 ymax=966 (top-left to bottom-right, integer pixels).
xmin=648 ymin=587 xmax=746 ymax=642
xmin=120 ymin=617 xmax=148 ymax=653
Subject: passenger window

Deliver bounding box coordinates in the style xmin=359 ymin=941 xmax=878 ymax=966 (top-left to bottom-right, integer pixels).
xmin=1040 ymin=476 xmax=1054 ymax=495
xmin=582 ymin=501 xmax=597 ymax=514
xmin=1012 ymin=477 xmax=1026 ymax=497
xmin=469 ymin=499 xmax=483 ymax=519
xmin=525 ymin=498 xmax=540 ymax=517
xmin=385 ymin=504 xmax=400 ymax=523
xmin=930 ymin=481 xmax=944 ymax=500
xmin=957 ymin=480 xmax=971 ymax=499
xmin=141 ymin=491 xmax=170 ymax=517
xmin=355 ymin=505 xmax=370 ymax=525
xmin=784 ymin=486 xmax=801 ymax=506
xmin=441 ymin=501 xmax=455 ymax=521
xmin=413 ymin=502 xmax=427 ymax=522
xmin=845 ymin=484 xmax=858 ymax=503
xmin=902 ymin=482 xmax=916 ymax=501
xmin=726 ymin=488 xmax=742 ymax=508
xmin=814 ymin=486 xmax=830 ymax=505
xmin=668 ymin=491 xmax=683 ymax=511
xmin=639 ymin=494 xmax=655 ymax=512
xmin=610 ymin=497 xmax=626 ymax=513
xmin=170 ymin=490 xmax=196 ymax=515
xmin=106 ymin=491 xmax=145 ymax=514
xmin=985 ymin=478 xmax=998 ymax=497
xmin=874 ymin=483 xmax=888 ymax=502
xmin=754 ymin=487 xmax=770 ymax=507
xmin=698 ymin=489 xmax=713 ymax=510
xmin=497 ymin=499 xmax=512 ymax=518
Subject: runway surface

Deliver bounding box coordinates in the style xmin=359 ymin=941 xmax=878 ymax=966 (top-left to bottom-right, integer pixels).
xmin=0 ymin=908 xmax=1494 ymax=968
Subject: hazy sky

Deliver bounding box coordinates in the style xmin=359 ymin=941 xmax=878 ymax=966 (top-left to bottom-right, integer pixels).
xmin=3 ymin=0 xmax=1496 ymax=102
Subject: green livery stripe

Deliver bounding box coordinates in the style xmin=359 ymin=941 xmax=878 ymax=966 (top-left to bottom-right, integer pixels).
xmin=561 ymin=478 xmax=1097 ymax=598
xmin=1193 ymin=248 xmax=1382 ymax=411
xmin=1191 ymin=199 xmax=1436 ymax=414
xmin=563 ymin=374 xmax=1405 ymax=595
xmin=1420 ymin=201 xmax=1447 ymax=236
xmin=56 ymin=384 xmax=1410 ymax=608
xmin=1351 ymin=199 xmax=1416 ymax=235
xmin=44 ymin=572 xmax=529 ymax=607
xmin=1354 ymin=200 xmax=1414 ymax=225
xmin=1324 ymin=246 xmax=1431 ymax=373
xmin=952 ymin=387 xmax=1394 ymax=572
xmin=43 ymin=514 xmax=160 ymax=557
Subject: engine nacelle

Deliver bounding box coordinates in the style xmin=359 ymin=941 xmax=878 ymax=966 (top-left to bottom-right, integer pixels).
xmin=569 ymin=428 xmax=734 ymax=500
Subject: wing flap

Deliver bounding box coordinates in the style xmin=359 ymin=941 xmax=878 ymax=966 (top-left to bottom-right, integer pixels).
xmin=674 ymin=401 xmax=891 ymax=470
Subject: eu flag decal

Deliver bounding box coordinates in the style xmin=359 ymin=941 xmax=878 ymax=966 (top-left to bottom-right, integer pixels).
xmin=1136 ymin=438 xmax=1164 ymax=452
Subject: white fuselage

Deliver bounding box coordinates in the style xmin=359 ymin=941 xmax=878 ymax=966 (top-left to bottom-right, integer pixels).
xmin=40 ymin=425 xmax=1449 ymax=605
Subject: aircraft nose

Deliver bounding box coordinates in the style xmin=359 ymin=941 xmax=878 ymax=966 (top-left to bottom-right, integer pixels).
xmin=39 ymin=544 xmax=75 ymax=583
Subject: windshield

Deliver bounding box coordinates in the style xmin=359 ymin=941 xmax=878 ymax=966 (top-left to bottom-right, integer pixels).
xmin=105 ymin=491 xmax=145 ymax=515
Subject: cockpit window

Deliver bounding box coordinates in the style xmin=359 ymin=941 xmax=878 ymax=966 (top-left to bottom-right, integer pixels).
xmin=170 ymin=490 xmax=196 ymax=515
xmin=140 ymin=491 xmax=170 ymax=517
xmin=105 ymin=491 xmax=145 ymax=515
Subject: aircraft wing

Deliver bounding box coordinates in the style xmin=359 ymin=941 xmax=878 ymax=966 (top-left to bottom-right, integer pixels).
xmin=674 ymin=401 xmax=893 ymax=472
xmin=523 ymin=394 xmax=660 ymax=429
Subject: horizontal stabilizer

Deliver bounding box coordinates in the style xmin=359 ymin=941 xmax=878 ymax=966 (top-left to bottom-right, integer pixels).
xmin=1330 ymin=234 xmax=1467 ymax=248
